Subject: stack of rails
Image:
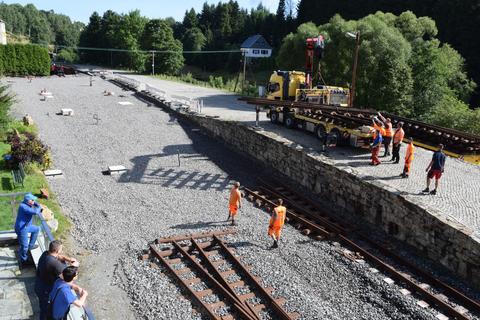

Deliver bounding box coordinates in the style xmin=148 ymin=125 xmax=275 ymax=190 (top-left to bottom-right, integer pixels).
xmin=239 ymin=97 xmax=480 ymax=164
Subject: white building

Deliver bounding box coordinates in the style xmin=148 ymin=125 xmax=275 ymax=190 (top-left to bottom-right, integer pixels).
xmin=0 ymin=20 xmax=6 ymax=45
xmin=240 ymin=35 xmax=272 ymax=58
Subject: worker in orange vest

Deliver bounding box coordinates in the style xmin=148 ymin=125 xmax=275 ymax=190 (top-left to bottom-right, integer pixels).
xmin=268 ymin=199 xmax=287 ymax=248
xmin=227 ymin=181 xmax=242 ymax=225
xmin=401 ymin=137 xmax=415 ymax=178
xmin=370 ymin=129 xmax=383 ymax=166
xmin=378 ymin=113 xmax=393 ymax=157
xmin=391 ymin=122 xmax=405 ymax=163
xmin=372 ymin=117 xmax=386 ymax=140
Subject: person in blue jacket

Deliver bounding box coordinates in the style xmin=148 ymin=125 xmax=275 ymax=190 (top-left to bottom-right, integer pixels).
xmin=15 ymin=193 xmax=41 ymax=266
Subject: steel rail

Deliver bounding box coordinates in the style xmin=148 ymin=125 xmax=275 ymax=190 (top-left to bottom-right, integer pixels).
xmin=171 ymin=241 xmax=257 ymax=320
xmin=238 ymin=97 xmax=480 ymax=153
xmin=190 ymin=239 xmax=260 ymax=320
xmin=213 ymin=236 xmax=296 ymax=320
xmin=262 ymin=180 xmax=480 ymax=315
xmin=254 ymin=180 xmax=479 ymax=319
xmin=243 ymin=187 xmax=331 ymax=238
xmin=149 ymin=244 xmax=222 ymax=320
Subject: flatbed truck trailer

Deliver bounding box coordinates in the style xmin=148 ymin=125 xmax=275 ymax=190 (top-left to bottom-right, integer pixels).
xmin=267 ymin=105 xmax=375 ymax=148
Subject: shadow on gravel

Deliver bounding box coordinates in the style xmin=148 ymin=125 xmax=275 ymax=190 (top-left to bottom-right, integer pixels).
xmin=171 ymin=220 xmax=229 ymax=230
xmin=118 ymin=118 xmax=265 ymax=190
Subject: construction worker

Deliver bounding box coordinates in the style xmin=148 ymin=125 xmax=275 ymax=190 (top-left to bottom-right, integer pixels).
xmin=372 ymin=117 xmax=386 ymax=140
xmin=227 ymin=181 xmax=242 ymax=225
xmin=377 ymin=113 xmax=393 ymax=157
xmin=391 ymin=122 xmax=405 ymax=163
xmin=370 ymin=129 xmax=383 ymax=166
xmin=268 ymin=199 xmax=286 ymax=248
xmin=423 ymin=144 xmax=446 ymax=195
xmin=401 ymin=137 xmax=415 ymax=178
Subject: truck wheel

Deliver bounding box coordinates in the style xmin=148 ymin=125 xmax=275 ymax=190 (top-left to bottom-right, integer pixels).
xmin=270 ymin=111 xmax=279 ymax=123
xmin=285 ymin=115 xmax=295 ymax=129
xmin=315 ymin=125 xmax=326 ymax=140
xmin=329 ymin=129 xmax=342 ymax=146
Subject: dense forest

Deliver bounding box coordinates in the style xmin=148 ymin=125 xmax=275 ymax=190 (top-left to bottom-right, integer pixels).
xmin=0 ymin=3 xmax=83 ymax=46
xmin=0 ymin=1 xmax=479 ymax=132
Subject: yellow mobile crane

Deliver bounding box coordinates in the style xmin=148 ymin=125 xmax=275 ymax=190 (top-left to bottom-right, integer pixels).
xmin=262 ymin=36 xmax=373 ymax=147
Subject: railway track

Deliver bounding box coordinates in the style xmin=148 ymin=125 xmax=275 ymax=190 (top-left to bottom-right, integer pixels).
xmin=146 ymin=230 xmax=298 ymax=320
xmin=243 ymin=179 xmax=480 ymax=320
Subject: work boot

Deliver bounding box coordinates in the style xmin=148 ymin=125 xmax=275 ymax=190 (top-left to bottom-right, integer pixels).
xmin=29 ymin=244 xmax=39 ymax=250
xmin=422 ymin=188 xmax=430 ymax=193
xmin=271 ymin=240 xmax=278 ymax=248
xmin=231 ymin=220 xmax=236 ymax=226
xmin=430 ymin=189 xmax=437 ymax=195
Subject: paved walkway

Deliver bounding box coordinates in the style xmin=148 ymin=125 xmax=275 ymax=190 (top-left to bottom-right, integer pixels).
xmin=0 ymin=246 xmax=37 ymax=320
xmin=122 ymin=74 xmax=480 ymax=238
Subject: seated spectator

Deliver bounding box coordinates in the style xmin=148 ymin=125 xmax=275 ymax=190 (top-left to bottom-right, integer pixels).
xmin=49 ymin=266 xmax=91 ymax=320
xmin=35 ymin=240 xmax=79 ymax=320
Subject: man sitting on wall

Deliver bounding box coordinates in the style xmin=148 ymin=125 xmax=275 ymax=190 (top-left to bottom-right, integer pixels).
xmin=35 ymin=240 xmax=79 ymax=320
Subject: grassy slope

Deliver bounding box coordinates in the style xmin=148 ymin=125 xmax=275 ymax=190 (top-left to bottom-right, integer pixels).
xmin=0 ymin=122 xmax=70 ymax=238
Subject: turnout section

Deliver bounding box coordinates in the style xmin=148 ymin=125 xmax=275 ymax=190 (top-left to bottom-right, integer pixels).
xmin=146 ymin=231 xmax=298 ymax=320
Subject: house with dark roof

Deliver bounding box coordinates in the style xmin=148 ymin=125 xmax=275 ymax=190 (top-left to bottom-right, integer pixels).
xmin=240 ymin=35 xmax=272 ymax=58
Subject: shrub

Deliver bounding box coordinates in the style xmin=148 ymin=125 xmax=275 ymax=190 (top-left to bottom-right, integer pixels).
xmin=208 ymin=75 xmax=224 ymax=88
xmin=57 ymin=48 xmax=79 ymax=63
xmin=0 ymin=44 xmax=50 ymax=76
xmin=7 ymin=132 xmax=52 ymax=169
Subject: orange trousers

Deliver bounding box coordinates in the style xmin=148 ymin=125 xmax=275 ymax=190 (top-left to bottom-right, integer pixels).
xmin=371 ymin=146 xmax=381 ymax=165
xmin=229 ymin=205 xmax=238 ymax=217
xmin=268 ymin=225 xmax=282 ymax=240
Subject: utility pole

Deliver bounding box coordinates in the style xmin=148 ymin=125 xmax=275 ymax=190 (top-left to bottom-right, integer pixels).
xmin=242 ymin=51 xmax=247 ymax=93
xmin=350 ymin=32 xmax=360 ymax=108
xmin=152 ymin=51 xmax=155 ymax=76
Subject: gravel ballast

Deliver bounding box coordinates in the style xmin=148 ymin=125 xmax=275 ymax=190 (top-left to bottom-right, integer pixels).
xmin=6 ymin=75 xmax=452 ymax=319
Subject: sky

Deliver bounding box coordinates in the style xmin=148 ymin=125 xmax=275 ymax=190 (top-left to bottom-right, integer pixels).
xmin=2 ymin=0 xmax=291 ymax=23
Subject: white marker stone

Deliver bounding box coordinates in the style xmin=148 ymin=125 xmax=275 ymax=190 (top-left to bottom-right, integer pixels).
xmin=108 ymin=165 xmax=127 ymax=174
xmin=118 ymin=101 xmax=133 ymax=105
xmin=44 ymin=169 xmax=63 ymax=176
xmin=61 ymin=108 xmax=74 ymax=116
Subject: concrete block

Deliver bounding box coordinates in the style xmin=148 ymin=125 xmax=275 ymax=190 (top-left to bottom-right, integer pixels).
xmin=108 ymin=165 xmax=127 ymax=174
xmin=44 ymin=169 xmax=63 ymax=176
xmin=60 ymin=108 xmax=74 ymax=116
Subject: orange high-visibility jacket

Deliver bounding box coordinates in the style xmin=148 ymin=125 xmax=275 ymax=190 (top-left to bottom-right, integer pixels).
xmin=405 ymin=143 xmax=415 ymax=162
xmin=384 ymin=122 xmax=393 ymax=137
xmin=269 ymin=206 xmax=286 ymax=228
xmin=373 ymin=123 xmax=386 ymax=139
xmin=229 ymin=188 xmax=241 ymax=206
xmin=393 ymin=128 xmax=405 ymax=144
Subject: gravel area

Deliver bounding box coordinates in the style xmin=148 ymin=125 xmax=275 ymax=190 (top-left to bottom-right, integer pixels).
xmin=123 ymin=74 xmax=480 ymax=237
xmin=5 ymin=75 xmax=463 ymax=319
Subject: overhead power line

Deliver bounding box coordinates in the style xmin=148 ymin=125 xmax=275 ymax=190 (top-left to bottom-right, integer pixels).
xmin=55 ymin=45 xmax=241 ymax=54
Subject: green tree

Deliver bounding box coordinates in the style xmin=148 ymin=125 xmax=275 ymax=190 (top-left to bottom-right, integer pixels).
xmin=141 ymin=19 xmax=184 ymax=75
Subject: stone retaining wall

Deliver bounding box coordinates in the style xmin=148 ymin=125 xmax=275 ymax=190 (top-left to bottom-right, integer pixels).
xmin=177 ymin=111 xmax=480 ymax=289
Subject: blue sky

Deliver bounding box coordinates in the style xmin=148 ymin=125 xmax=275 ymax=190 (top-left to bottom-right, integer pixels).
xmin=2 ymin=0 xmax=291 ymax=23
